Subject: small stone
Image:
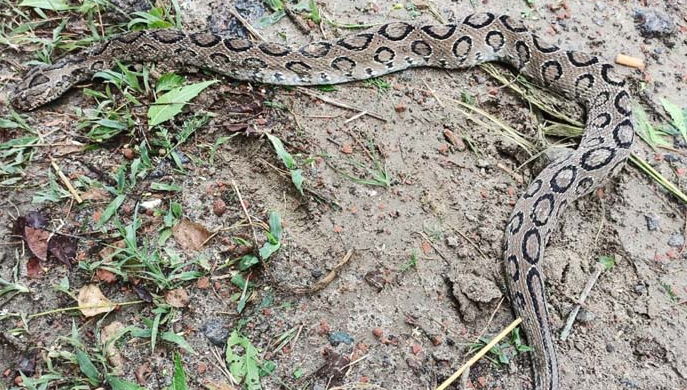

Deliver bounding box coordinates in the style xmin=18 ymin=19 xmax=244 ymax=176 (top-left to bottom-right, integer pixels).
xmin=411 ymin=344 xmax=422 ymax=355
xmin=475 ymin=159 xmax=490 ymax=168
xmin=634 ymin=9 xmax=676 ymax=38
xmin=633 ymin=284 xmax=646 ymax=295
xmin=394 ymin=104 xmax=406 ymax=113
xmin=202 ymin=319 xmax=230 ymax=346
xmin=594 ymin=1 xmax=606 ymax=11
xmin=213 ymin=199 xmax=227 ymax=216
xmin=328 ymin=331 xmax=354 ymax=346
xmin=372 ymin=328 xmax=384 ymax=338
xmin=446 ymin=236 xmax=460 ymax=248
xmin=140 ymin=198 xmax=162 ymax=210
xmin=667 ymin=233 xmax=684 ymax=248
xmin=577 ymin=308 xmax=596 ymax=323
xmin=122 ymin=148 xmax=134 ymax=160
xmin=644 ymin=213 xmax=659 ymax=231
xmin=606 ymin=343 xmax=615 ymax=353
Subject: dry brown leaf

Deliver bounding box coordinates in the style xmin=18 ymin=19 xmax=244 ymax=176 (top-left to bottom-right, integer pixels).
xmin=172 ymin=219 xmax=211 ymax=252
xmin=81 ymin=187 xmax=111 ymax=201
xmin=27 ymin=257 xmax=45 ymax=279
xmin=96 ymin=269 xmax=118 ymax=283
xmin=24 ymin=227 xmax=49 ymax=261
xmin=99 ymin=240 xmax=126 ymax=263
xmin=53 ymin=144 xmax=85 ymax=156
xmin=165 ymin=288 xmax=190 ymax=308
xmin=77 ymin=284 xmax=114 ymax=317
xmin=100 ymin=321 xmax=125 ymax=371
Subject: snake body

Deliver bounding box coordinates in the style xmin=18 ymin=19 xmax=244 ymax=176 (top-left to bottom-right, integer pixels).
xmin=11 ymin=13 xmax=634 ymax=390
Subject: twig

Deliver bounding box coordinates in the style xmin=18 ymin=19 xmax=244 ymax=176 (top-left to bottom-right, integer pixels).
xmin=559 ymin=262 xmax=605 ymax=341
xmin=297 ymin=88 xmax=388 ymax=122
xmin=422 ymin=80 xmax=444 ymax=108
xmin=415 ymin=232 xmax=451 ymax=267
xmin=231 ymin=179 xmax=259 ymax=247
xmin=288 ymin=249 xmax=354 ymax=294
xmin=436 ymin=317 xmax=522 ymax=390
xmin=51 ymin=158 xmax=83 ymax=204
xmin=229 ymin=7 xmax=266 ymax=41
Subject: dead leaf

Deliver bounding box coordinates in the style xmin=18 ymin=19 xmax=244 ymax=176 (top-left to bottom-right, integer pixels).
xmin=100 ymin=321 xmax=125 ymax=371
xmin=165 ymin=288 xmax=190 ymax=308
xmin=53 ymin=143 xmax=85 ymax=156
xmin=172 ymin=219 xmax=211 ymax=252
xmin=77 ymin=284 xmax=114 ymax=317
xmin=81 ymin=187 xmax=111 ymax=201
xmin=24 ymin=227 xmax=49 ymax=261
xmin=48 ymin=235 xmax=77 ymax=266
xmin=99 ymin=240 xmax=126 ymax=262
xmin=96 ymin=269 xmax=118 ymax=284
xmin=26 ymin=257 xmax=44 ymax=279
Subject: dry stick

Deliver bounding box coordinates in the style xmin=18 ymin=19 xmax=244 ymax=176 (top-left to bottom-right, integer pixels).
xmin=436 ymin=317 xmax=523 ymax=390
xmin=229 ymin=7 xmax=266 ymax=42
xmin=559 ymin=262 xmax=606 ymax=341
xmin=415 ymin=231 xmax=452 ymax=267
xmin=51 ymin=158 xmax=83 ymax=204
xmin=231 ymin=179 xmax=260 ymax=247
xmin=297 ymin=88 xmax=388 ymax=122
xmin=289 ymin=249 xmax=354 ymax=294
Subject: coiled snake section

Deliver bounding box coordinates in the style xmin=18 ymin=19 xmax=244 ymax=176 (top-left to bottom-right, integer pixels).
xmin=11 ymin=12 xmax=634 ymax=390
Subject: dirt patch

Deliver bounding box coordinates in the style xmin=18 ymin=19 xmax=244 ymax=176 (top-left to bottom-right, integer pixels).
xmin=1 ymin=1 xmax=686 ymax=390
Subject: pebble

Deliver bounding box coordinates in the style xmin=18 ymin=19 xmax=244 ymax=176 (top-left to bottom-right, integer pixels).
xmin=644 ymin=213 xmax=660 ymax=231
xmin=577 ymin=308 xmax=596 ymax=323
xmin=606 ymin=343 xmax=615 ymax=353
xmin=201 ymin=319 xmax=230 ymax=346
xmin=446 ymin=236 xmax=460 ymax=248
xmin=328 ymin=331 xmax=354 ymax=346
xmin=634 ymin=9 xmax=676 ymax=38
xmin=475 ymin=159 xmax=490 ymax=168
xmin=668 ymin=233 xmax=684 ymax=247
xmin=633 ymin=284 xmax=646 ymax=295
xmin=213 ymin=199 xmax=227 ymax=216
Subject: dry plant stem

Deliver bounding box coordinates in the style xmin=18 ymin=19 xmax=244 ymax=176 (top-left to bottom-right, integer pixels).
xmin=51 ymin=158 xmax=83 ymax=203
xmin=435 ymin=317 xmax=523 ymax=390
xmin=415 ymin=231 xmax=451 ymax=267
xmin=229 ymin=7 xmax=266 ymax=41
xmin=297 ymin=87 xmax=388 ymax=121
xmin=559 ymin=263 xmax=605 ymax=341
xmin=231 ymin=179 xmax=260 ymax=248
xmin=289 ymin=249 xmax=354 ymax=294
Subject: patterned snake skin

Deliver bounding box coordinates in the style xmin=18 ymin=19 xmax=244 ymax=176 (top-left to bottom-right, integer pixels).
xmin=10 ymin=13 xmax=634 ymax=390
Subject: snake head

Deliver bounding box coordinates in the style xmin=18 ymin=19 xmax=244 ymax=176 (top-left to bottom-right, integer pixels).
xmin=10 ymin=55 xmax=95 ymax=111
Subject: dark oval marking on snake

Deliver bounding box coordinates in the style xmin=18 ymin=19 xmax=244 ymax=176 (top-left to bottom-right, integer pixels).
xmin=463 ymin=12 xmax=496 ymax=29
xmin=411 ymin=40 xmax=432 ymax=57
xmin=337 ymin=33 xmax=374 ymax=51
xmin=614 ymin=90 xmax=631 ymax=116
xmin=515 ymin=40 xmax=530 ymax=69
xmin=331 ymin=56 xmax=356 ymax=73
xmin=541 ymin=60 xmax=563 ymax=85
xmin=420 ymin=24 xmax=457 ymax=40
xmin=451 ymin=36 xmax=472 ymax=62
xmin=259 ymin=42 xmax=291 ymax=57
xmin=285 ymin=61 xmax=312 ymax=75
xmin=522 ymin=228 xmax=541 ymax=265
xmin=556 ymin=199 xmax=568 ymax=219
xmin=242 ymin=57 xmax=267 ymax=69
xmin=524 ymin=179 xmax=543 ymax=199
xmin=574 ymin=74 xmax=595 ymax=98
xmin=485 ymin=30 xmax=505 ymax=52
xmin=209 ymin=52 xmax=232 ymax=67
xmin=531 ymin=193 xmax=555 ymax=227
xmin=224 ymin=38 xmax=252 ymax=52
xmin=299 ymin=41 xmax=331 ymax=58
xmin=373 ymin=46 xmax=395 ymax=64
xmin=525 ymin=266 xmax=557 ymax=390
xmin=507 ymin=255 xmax=520 ymax=282
xmin=593 ymin=91 xmax=610 ymax=109
xmin=591 ymin=112 xmax=612 ymax=129
xmin=515 ymin=291 xmax=527 ymax=310
xmin=499 ymin=15 xmax=528 ymax=32
xmin=509 ymin=211 xmax=524 ymax=234
xmin=550 ymin=165 xmax=578 ymax=193
xmin=575 ymin=177 xmax=595 ymax=196
xmin=532 ymin=34 xmax=559 ymax=53
xmin=566 ymin=51 xmax=599 ymax=67
xmin=601 ymin=63 xmax=625 ymax=87
xmin=580 ymin=146 xmax=616 ymax=171
xmin=613 ymin=118 xmax=634 ymax=149
xmin=150 ymin=30 xmax=186 ymax=44
xmin=189 ymin=32 xmax=221 ymax=47
xmin=116 ymin=31 xmax=145 ymax=44
xmin=89 ymin=40 xmax=111 ymax=56
xmin=378 ymin=22 xmax=415 ymax=41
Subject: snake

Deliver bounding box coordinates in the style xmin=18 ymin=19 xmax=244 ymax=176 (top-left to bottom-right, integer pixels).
xmin=10 ymin=12 xmax=634 ymax=390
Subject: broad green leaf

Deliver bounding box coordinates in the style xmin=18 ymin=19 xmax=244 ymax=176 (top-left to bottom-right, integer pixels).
xmin=259 ymin=242 xmax=281 ymax=260
xmin=598 ymin=255 xmax=615 ymax=271
xmin=239 ymin=254 xmax=260 ymax=271
xmin=266 ymin=133 xmax=295 ymax=169
xmin=268 ymin=211 xmax=282 ymax=241
xmin=151 ymin=182 xmax=182 ymax=192
xmin=225 ymin=331 xmax=263 ymax=390
xmin=76 ymin=350 xmax=100 ymax=384
xmin=161 ymin=332 xmax=196 ymax=354
xmin=661 ymin=98 xmax=687 ymax=142
xmin=155 ymin=73 xmax=185 ymax=93
xmin=171 ymin=352 xmax=189 ymax=390
xmin=96 ymin=194 xmax=126 ymax=228
xmin=254 ymin=9 xmax=286 ymax=28
xmin=290 ymin=169 xmax=304 ymax=195
xmin=19 ymin=0 xmax=71 ymax=10
xmin=148 ymin=80 xmax=217 ymax=126
xmin=107 ymin=376 xmax=147 ymax=390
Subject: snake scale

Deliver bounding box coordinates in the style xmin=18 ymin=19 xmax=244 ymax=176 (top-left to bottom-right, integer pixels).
xmin=10 ymin=12 xmax=634 ymax=390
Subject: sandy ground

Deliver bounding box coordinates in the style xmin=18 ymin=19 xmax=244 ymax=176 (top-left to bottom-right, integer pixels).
xmin=1 ymin=0 xmax=686 ymax=389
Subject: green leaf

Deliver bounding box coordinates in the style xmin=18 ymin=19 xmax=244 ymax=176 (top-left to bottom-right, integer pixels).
xmin=259 ymin=242 xmax=281 ymax=260
xmin=76 ymin=350 xmax=100 ymax=384
xmin=151 ymin=182 xmax=182 ymax=192
xmin=96 ymin=194 xmax=126 ymax=228
xmin=225 ymin=330 xmax=263 ymax=390
xmin=268 ymin=212 xmax=282 ymax=241
xmin=265 ymin=133 xmax=295 ymax=169
xmin=290 ymin=169 xmax=305 ymax=195
xmin=598 ymin=255 xmax=615 ymax=271
xmin=239 ymin=254 xmax=260 ymax=271
xmin=661 ymin=98 xmax=687 ymax=143
xmin=148 ymin=80 xmax=217 ymax=126
xmin=254 ymin=9 xmax=286 ymax=28
xmin=19 ymin=0 xmax=71 ymax=10
xmin=156 ymin=73 xmax=185 ymax=93
xmin=171 ymin=352 xmax=189 ymax=390
xmin=107 ymin=376 xmax=147 ymax=390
